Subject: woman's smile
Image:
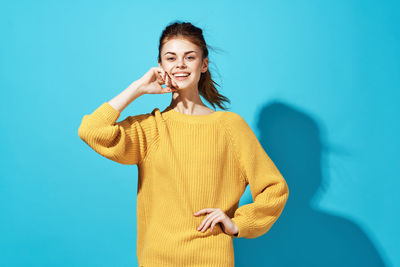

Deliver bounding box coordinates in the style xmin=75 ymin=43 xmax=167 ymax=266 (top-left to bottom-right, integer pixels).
xmin=173 ymin=72 xmax=191 ymax=81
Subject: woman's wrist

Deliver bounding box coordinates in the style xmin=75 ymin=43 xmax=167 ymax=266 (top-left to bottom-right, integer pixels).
xmin=128 ymin=79 xmax=146 ymax=96
xmin=108 ymin=81 xmax=145 ymax=113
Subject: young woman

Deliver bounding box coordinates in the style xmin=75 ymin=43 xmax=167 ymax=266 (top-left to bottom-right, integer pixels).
xmin=78 ymin=21 xmax=289 ymax=267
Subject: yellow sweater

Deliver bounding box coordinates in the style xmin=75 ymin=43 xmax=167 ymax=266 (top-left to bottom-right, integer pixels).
xmin=78 ymin=102 xmax=289 ymax=267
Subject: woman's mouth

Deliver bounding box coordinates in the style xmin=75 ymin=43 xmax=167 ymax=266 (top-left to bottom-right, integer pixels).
xmin=173 ymin=72 xmax=191 ymax=81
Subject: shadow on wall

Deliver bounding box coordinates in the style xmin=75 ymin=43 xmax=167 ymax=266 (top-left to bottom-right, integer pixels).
xmin=233 ymin=101 xmax=385 ymax=267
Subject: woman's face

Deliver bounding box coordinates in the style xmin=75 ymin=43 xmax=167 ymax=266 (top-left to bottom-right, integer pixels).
xmin=159 ymin=38 xmax=208 ymax=90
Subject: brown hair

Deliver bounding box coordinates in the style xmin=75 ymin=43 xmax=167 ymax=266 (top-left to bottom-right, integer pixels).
xmin=157 ymin=20 xmax=231 ymax=111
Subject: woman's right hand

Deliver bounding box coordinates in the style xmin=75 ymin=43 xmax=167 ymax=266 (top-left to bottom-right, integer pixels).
xmin=136 ymin=67 xmax=179 ymax=95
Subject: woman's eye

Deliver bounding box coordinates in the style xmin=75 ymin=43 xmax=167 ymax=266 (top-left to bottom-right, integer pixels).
xmin=166 ymin=56 xmax=194 ymax=60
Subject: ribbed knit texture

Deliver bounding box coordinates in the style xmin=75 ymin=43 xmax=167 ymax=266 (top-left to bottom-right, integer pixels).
xmin=78 ymin=102 xmax=289 ymax=267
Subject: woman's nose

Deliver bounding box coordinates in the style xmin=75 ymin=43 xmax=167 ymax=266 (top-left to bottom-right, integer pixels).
xmin=176 ymin=58 xmax=186 ymax=67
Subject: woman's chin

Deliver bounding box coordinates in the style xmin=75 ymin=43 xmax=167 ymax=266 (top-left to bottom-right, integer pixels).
xmin=174 ymin=81 xmax=196 ymax=90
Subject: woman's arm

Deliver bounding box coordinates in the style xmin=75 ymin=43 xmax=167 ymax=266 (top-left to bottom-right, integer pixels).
xmin=78 ymin=81 xmax=154 ymax=165
xmin=226 ymin=114 xmax=289 ymax=239
xmin=107 ymin=80 xmax=145 ymax=113
xmin=78 ymin=67 xmax=177 ymax=165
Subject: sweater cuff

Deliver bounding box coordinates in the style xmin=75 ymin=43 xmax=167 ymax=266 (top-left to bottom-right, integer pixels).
xmin=91 ymin=102 xmax=121 ymax=124
xmin=231 ymin=216 xmax=251 ymax=238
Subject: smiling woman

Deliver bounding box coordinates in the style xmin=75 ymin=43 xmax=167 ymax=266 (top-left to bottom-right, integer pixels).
xmin=156 ymin=22 xmax=231 ymax=115
xmin=77 ymin=20 xmax=289 ymax=267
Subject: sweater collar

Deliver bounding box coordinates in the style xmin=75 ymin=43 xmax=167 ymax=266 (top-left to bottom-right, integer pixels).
xmin=160 ymin=106 xmax=223 ymax=123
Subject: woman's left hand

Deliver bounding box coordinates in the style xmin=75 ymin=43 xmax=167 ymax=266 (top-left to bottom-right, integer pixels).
xmin=193 ymin=208 xmax=238 ymax=236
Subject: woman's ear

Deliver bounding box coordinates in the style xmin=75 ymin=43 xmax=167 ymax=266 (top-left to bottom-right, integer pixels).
xmin=201 ymin=57 xmax=209 ymax=73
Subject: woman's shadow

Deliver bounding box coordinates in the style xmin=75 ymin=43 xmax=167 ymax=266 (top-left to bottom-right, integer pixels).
xmin=233 ymin=101 xmax=386 ymax=267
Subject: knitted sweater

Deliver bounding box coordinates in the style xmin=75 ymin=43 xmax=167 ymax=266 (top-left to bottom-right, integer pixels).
xmin=78 ymin=102 xmax=289 ymax=267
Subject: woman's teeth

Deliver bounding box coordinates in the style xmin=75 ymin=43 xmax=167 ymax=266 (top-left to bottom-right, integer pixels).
xmin=173 ymin=73 xmax=190 ymax=80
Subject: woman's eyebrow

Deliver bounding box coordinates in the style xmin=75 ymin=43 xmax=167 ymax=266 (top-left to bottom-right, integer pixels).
xmin=164 ymin=51 xmax=197 ymax=56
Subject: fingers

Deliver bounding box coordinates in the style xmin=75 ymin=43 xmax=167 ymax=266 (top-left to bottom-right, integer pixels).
xmin=209 ymin=220 xmax=219 ymax=233
xmin=198 ymin=213 xmax=222 ymax=233
xmin=194 ymin=208 xmax=220 ymax=233
xmin=165 ymin=73 xmax=171 ymax=88
xmin=165 ymin=86 xmax=178 ymax=93
xmin=165 ymin=76 xmax=179 ymax=93
xmin=156 ymin=67 xmax=179 ymax=93
xmin=194 ymin=208 xmax=214 ymax=215
xmin=157 ymin=67 xmax=167 ymax=83
xmin=166 ymin=71 xmax=179 ymax=89
xmin=155 ymin=70 xmax=164 ymax=85
xmin=165 ymin=72 xmax=176 ymax=89
xmin=171 ymin=77 xmax=179 ymax=89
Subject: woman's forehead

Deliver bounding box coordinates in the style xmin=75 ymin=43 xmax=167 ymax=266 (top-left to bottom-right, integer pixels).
xmin=162 ymin=38 xmax=199 ymax=53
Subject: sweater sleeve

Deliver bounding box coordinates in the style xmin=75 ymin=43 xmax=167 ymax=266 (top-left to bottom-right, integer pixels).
xmin=78 ymin=102 xmax=158 ymax=165
xmin=227 ymin=114 xmax=289 ymax=239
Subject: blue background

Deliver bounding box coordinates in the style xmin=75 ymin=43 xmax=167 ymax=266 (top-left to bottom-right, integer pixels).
xmin=1 ymin=0 xmax=399 ymax=266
